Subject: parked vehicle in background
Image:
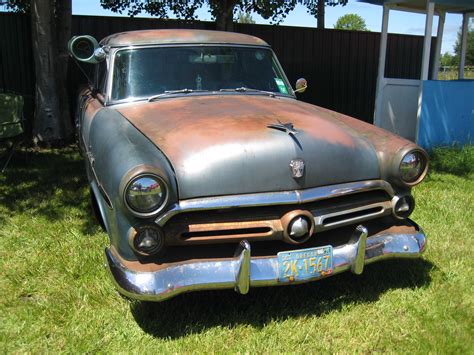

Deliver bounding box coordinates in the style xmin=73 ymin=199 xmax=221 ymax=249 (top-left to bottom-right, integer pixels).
xmin=69 ymin=29 xmax=428 ymax=302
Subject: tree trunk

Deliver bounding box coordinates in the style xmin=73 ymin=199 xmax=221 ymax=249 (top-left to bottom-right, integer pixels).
xmin=212 ymin=0 xmax=236 ymax=32
xmin=55 ymin=0 xmax=73 ymax=139
xmin=31 ymin=0 xmax=71 ymax=144
xmin=317 ymin=0 xmax=325 ymax=29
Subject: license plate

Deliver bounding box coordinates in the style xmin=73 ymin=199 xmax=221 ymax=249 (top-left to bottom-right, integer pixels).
xmin=277 ymin=245 xmax=333 ymax=282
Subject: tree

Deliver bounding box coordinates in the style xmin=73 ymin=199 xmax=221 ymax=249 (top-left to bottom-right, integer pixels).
xmin=236 ymin=10 xmax=255 ymax=24
xmin=101 ymin=0 xmax=348 ymax=32
xmin=440 ymin=52 xmax=456 ymax=67
xmin=334 ymin=13 xmax=368 ymax=31
xmin=306 ymin=0 xmax=348 ymax=29
xmin=2 ymin=0 xmax=73 ymax=144
xmin=454 ymin=20 xmax=474 ymax=66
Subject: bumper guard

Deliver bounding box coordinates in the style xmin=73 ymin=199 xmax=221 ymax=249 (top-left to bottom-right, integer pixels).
xmin=105 ymin=223 xmax=426 ymax=302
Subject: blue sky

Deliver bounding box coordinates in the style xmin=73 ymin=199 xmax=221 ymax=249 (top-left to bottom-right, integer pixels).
xmin=72 ymin=0 xmax=466 ymax=54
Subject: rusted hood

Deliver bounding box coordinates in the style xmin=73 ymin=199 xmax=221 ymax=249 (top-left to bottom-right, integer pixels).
xmin=116 ymin=95 xmax=384 ymax=199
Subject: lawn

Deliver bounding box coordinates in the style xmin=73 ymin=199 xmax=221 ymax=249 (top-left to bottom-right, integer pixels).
xmin=1 ymin=146 xmax=473 ymax=353
xmin=438 ymin=66 xmax=474 ymax=80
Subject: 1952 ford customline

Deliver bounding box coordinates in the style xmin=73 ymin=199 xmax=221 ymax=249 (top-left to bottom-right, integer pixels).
xmin=68 ymin=29 xmax=428 ymax=302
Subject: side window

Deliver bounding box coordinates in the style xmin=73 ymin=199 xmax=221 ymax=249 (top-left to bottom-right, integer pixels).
xmin=96 ymin=60 xmax=107 ymax=94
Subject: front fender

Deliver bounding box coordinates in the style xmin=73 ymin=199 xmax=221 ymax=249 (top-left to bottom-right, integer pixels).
xmin=88 ymin=108 xmax=177 ymax=260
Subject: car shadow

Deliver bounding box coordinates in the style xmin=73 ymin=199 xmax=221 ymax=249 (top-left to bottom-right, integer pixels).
xmin=131 ymin=258 xmax=434 ymax=339
xmin=0 ymin=147 xmax=101 ymax=236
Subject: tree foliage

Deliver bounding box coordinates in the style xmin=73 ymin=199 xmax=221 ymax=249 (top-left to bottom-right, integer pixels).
xmin=236 ymin=10 xmax=255 ymax=24
xmin=100 ymin=0 xmax=348 ymax=31
xmin=0 ymin=0 xmax=29 ymax=13
xmin=440 ymin=52 xmax=457 ymax=67
xmin=305 ymin=0 xmax=348 ymax=28
xmin=454 ymin=20 xmax=474 ymax=66
xmin=334 ymin=13 xmax=368 ymax=31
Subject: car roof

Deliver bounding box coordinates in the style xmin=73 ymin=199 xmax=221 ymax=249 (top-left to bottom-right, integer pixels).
xmin=100 ymin=29 xmax=270 ymax=47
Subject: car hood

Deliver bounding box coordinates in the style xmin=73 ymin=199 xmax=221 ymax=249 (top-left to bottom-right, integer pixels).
xmin=116 ymin=95 xmax=382 ymax=199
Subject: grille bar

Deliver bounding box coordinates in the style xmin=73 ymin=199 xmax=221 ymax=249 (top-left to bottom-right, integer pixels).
xmin=156 ymin=180 xmax=395 ymax=227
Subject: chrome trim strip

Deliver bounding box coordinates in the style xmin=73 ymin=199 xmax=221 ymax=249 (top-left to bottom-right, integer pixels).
xmin=313 ymin=201 xmax=392 ymax=232
xmin=105 ymin=222 xmax=426 ymax=302
xmin=155 ymin=180 xmax=395 ymax=227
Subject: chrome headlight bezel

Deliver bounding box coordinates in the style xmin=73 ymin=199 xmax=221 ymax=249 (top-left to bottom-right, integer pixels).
xmin=398 ymin=149 xmax=428 ymax=186
xmin=123 ymin=173 xmax=169 ymax=218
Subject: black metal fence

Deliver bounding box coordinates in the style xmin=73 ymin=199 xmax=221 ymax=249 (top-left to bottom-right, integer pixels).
xmin=0 ymin=12 xmax=434 ymax=124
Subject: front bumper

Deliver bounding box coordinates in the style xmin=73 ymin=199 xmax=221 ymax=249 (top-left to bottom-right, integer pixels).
xmin=105 ymin=222 xmax=426 ymax=302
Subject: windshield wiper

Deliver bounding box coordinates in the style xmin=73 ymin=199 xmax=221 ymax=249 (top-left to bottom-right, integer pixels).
xmin=219 ymin=87 xmax=276 ymax=97
xmin=148 ymin=89 xmax=209 ymax=102
xmin=148 ymin=87 xmax=278 ymax=102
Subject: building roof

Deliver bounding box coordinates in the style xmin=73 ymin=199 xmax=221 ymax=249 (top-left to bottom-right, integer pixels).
xmin=359 ymin=0 xmax=474 ymax=14
xmin=100 ymin=29 xmax=269 ymax=47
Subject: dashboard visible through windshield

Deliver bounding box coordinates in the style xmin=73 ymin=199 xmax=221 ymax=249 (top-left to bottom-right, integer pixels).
xmin=111 ymin=46 xmax=293 ymax=101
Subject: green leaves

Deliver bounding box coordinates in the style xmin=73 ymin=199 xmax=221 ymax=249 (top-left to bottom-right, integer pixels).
xmin=334 ymin=13 xmax=369 ymax=31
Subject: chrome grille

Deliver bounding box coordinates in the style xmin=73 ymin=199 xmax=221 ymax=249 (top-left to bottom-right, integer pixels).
xmin=162 ymin=188 xmax=393 ymax=245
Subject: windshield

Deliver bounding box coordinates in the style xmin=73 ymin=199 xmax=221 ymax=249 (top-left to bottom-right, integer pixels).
xmin=111 ymin=46 xmax=292 ymax=101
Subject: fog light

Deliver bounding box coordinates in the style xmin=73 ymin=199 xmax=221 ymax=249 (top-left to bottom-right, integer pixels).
xmin=131 ymin=225 xmax=164 ymax=256
xmin=392 ymin=195 xmax=415 ymax=219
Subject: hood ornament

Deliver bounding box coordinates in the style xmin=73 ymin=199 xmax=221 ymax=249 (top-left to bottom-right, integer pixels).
xmin=267 ymin=120 xmax=298 ymax=136
xmin=289 ymin=158 xmax=305 ymax=178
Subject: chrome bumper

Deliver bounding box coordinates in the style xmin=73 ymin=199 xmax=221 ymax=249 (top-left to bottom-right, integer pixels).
xmin=105 ymin=224 xmax=427 ymax=302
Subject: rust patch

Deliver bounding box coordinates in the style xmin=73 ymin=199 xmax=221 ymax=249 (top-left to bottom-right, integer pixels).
xmin=165 ymin=219 xmax=282 ymax=245
xmin=117 ymin=95 xmax=361 ymax=166
xmin=84 ymin=97 xmax=103 ymax=118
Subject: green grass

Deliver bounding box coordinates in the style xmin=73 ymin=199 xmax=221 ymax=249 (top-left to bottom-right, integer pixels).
xmin=438 ymin=66 xmax=474 ymax=80
xmin=1 ymin=146 xmax=473 ymax=353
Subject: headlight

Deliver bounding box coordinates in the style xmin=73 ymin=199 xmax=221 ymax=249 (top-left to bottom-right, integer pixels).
xmin=399 ymin=151 xmax=427 ymax=184
xmin=125 ymin=174 xmax=167 ymax=215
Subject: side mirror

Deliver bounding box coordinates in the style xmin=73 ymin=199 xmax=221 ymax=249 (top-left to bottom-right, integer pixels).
xmin=294 ymin=78 xmax=308 ymax=94
xmin=68 ymin=35 xmax=105 ymax=63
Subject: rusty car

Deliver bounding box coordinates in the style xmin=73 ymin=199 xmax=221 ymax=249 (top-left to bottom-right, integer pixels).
xmin=68 ymin=29 xmax=428 ymax=301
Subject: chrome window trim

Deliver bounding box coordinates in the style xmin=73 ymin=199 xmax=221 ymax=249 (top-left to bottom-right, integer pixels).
xmin=105 ymin=44 xmax=296 ymax=106
xmin=155 ymin=180 xmax=395 ymax=227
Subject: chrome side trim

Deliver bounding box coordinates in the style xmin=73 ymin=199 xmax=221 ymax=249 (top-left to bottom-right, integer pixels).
xmin=313 ymin=201 xmax=392 ymax=232
xmin=105 ymin=222 xmax=426 ymax=302
xmin=155 ymin=180 xmax=395 ymax=227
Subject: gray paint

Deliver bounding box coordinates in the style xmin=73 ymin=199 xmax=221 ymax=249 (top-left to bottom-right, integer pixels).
xmin=86 ymin=108 xmax=177 ymax=258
